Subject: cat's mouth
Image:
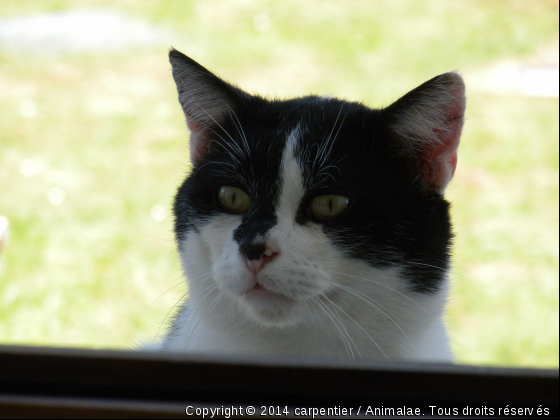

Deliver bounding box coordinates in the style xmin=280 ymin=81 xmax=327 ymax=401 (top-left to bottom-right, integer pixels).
xmin=251 ymin=283 xmax=266 ymax=292
xmin=244 ymin=282 xmax=292 ymax=301
xmin=240 ymin=282 xmax=299 ymax=326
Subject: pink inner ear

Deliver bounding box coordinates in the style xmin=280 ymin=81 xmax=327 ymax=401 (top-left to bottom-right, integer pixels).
xmin=186 ymin=117 xmax=209 ymax=164
xmin=422 ymin=115 xmax=463 ymax=191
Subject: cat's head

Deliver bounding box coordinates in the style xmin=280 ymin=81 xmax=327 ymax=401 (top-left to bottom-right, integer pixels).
xmin=170 ymin=49 xmax=465 ymax=328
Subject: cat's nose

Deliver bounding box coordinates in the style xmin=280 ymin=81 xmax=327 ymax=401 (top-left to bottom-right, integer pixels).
xmin=239 ymin=241 xmax=278 ymax=275
xmin=239 ymin=241 xmax=267 ymax=261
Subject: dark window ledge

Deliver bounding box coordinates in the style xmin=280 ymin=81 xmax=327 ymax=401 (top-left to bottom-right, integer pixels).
xmin=0 ymin=344 xmax=557 ymax=418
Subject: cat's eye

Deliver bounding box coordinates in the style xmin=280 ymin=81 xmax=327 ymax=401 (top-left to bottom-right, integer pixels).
xmin=309 ymin=194 xmax=349 ymax=221
xmin=218 ymin=186 xmax=251 ymax=214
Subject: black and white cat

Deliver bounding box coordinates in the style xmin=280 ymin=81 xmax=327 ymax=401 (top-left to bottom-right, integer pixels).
xmin=160 ymin=49 xmax=465 ymax=361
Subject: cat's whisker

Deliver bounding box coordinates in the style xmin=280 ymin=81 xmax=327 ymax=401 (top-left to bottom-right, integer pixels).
xmin=155 ymin=290 xmax=189 ymax=341
xmin=140 ymin=278 xmax=186 ymax=314
xmin=209 ymin=160 xmax=238 ymax=170
xmin=225 ymin=297 xmax=238 ymax=329
xmin=190 ymin=160 xmax=218 ymax=176
xmin=310 ymin=107 xmax=348 ymax=191
xmin=207 ymin=164 xmax=249 ymax=185
xmin=183 ymin=281 xmax=221 ymax=350
xmin=405 ymin=261 xmax=475 ymax=283
xmin=193 ymin=158 xmax=242 ymax=178
xmin=207 ymin=138 xmax=244 ymax=167
xmin=218 ymin=100 xmax=249 ymax=149
xmin=191 ymin=100 xmax=243 ymax=152
xmin=188 ymin=101 xmax=248 ymax=166
xmin=311 ymin=298 xmax=354 ymax=359
xmin=195 ymin=118 xmax=245 ymax=163
xmin=187 ymin=287 xmax=225 ymax=352
xmin=317 ymin=105 xmax=347 ymax=171
xmin=173 ymin=276 xmax=217 ymax=347
xmin=302 ymin=300 xmax=319 ymax=346
xmin=328 ymin=270 xmax=435 ymax=317
xmin=213 ymin=131 xmax=247 ymax=163
xmin=310 ymin=297 xmax=351 ymax=358
xmin=322 ymin=114 xmax=347 ymax=170
xmin=207 ymin=165 xmax=251 ymax=190
xmin=315 ymin=105 xmax=343 ymax=169
xmin=322 ymin=294 xmax=391 ymax=361
xmin=331 ymin=283 xmax=415 ymax=349
xmin=361 ymin=222 xmax=380 ymax=230
xmin=223 ymin=104 xmax=251 ymax=159
xmin=316 ymin=163 xmax=343 ymax=178
xmin=307 ymin=298 xmax=335 ymax=352
xmin=154 ymin=272 xmax=216 ymax=340
xmin=334 ymin=283 xmax=405 ymax=327
xmin=311 ymin=297 xmax=358 ymax=360
xmin=322 ymin=298 xmax=362 ymax=360
xmin=310 ymin=171 xmax=338 ymax=190
xmin=140 ymin=231 xmax=175 ymax=243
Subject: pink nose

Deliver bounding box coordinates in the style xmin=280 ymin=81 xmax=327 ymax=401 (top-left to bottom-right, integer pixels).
xmin=244 ymin=245 xmax=278 ymax=275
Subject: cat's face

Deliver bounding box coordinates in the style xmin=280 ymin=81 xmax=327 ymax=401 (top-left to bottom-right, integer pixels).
xmin=170 ymin=50 xmax=465 ymax=329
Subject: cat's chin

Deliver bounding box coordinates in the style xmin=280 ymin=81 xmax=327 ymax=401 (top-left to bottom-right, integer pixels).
xmin=240 ymin=286 xmax=302 ymax=327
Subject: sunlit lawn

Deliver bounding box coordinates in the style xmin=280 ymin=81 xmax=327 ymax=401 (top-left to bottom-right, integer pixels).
xmin=0 ymin=0 xmax=558 ymax=367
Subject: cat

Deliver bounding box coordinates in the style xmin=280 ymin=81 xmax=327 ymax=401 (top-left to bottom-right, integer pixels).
xmin=159 ymin=49 xmax=465 ymax=362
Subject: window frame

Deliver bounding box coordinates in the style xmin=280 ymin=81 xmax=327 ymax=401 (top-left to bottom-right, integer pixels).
xmin=0 ymin=344 xmax=558 ymax=418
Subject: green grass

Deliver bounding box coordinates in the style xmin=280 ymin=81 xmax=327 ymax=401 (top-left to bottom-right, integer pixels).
xmin=0 ymin=0 xmax=558 ymax=367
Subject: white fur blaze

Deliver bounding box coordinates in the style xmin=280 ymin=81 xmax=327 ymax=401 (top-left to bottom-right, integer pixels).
xmin=276 ymin=126 xmax=305 ymax=221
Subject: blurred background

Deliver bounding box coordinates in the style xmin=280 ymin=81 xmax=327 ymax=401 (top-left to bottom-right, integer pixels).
xmin=0 ymin=0 xmax=557 ymax=368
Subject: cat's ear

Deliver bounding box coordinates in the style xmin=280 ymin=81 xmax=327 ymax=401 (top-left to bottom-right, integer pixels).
xmin=385 ymin=72 xmax=466 ymax=194
xmin=169 ymin=49 xmax=245 ymax=163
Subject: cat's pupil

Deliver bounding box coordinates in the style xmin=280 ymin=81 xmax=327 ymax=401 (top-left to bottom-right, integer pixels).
xmin=309 ymin=195 xmax=349 ymax=221
xmin=218 ymin=186 xmax=251 ymax=214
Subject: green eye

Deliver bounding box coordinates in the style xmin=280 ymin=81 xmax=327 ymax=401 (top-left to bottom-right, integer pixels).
xmin=218 ymin=186 xmax=251 ymax=214
xmin=310 ymin=194 xmax=349 ymax=221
